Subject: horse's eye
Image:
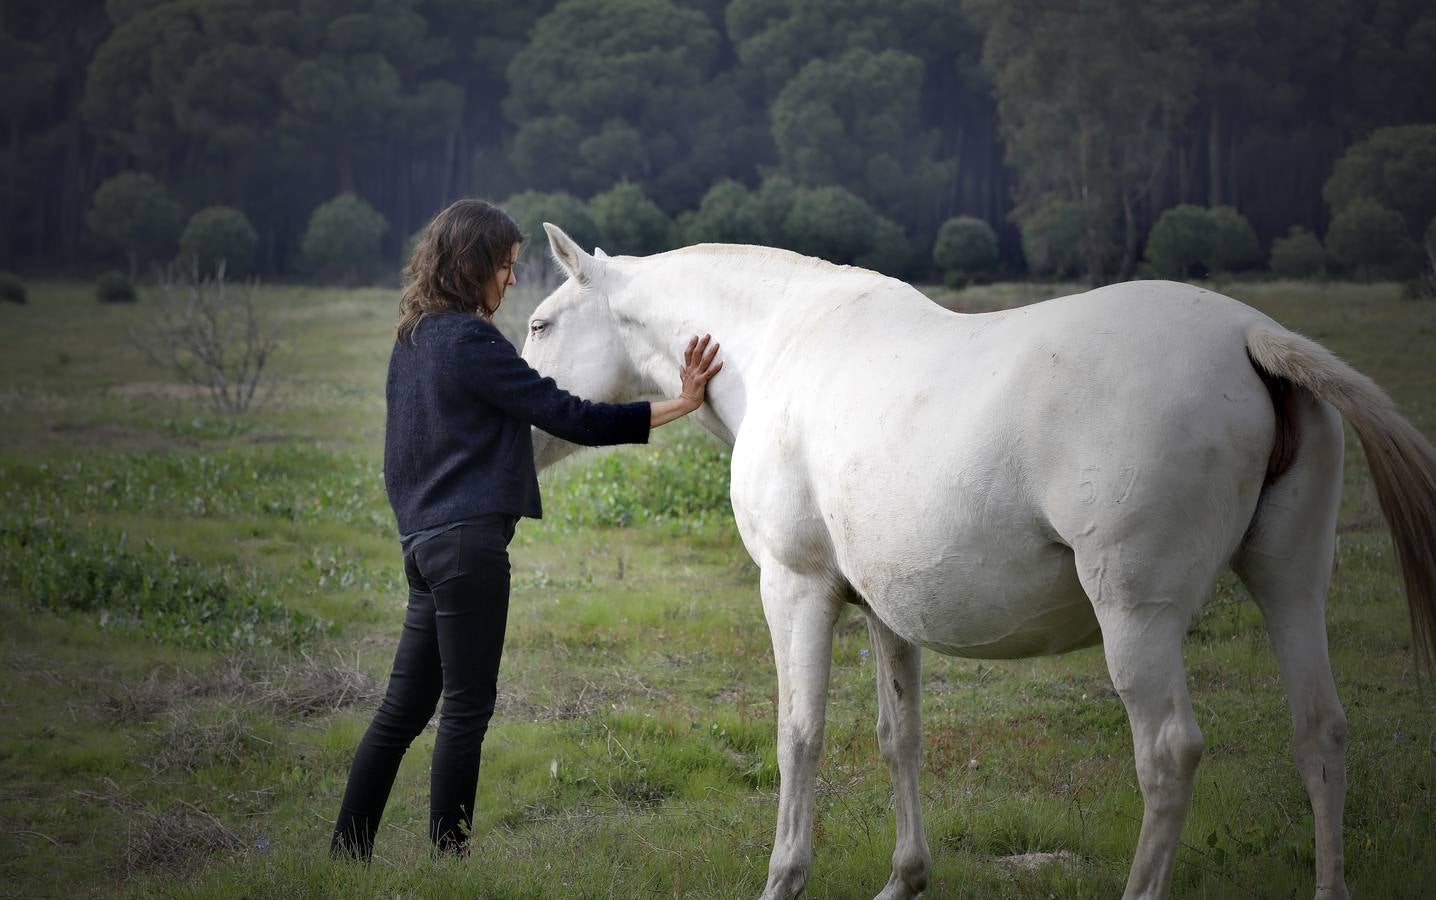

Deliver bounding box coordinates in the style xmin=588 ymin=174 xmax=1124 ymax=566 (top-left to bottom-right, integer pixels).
xmin=529 ymin=319 xmax=548 ymax=335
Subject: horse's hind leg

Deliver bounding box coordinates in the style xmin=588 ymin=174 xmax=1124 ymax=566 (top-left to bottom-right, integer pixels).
xmin=1233 ymin=395 xmax=1349 ymax=900
xmin=1086 ymin=587 xmax=1206 ymax=900
xmin=864 ymin=611 xmax=931 ymax=900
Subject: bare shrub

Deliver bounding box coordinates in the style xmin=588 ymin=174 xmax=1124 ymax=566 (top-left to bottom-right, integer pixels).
xmin=130 ymin=260 xmax=284 ymax=413
xmin=105 ymin=650 xmax=379 ymax=724
xmin=144 ymin=705 xmax=275 ymax=773
xmin=74 ymin=788 xmax=246 ymax=874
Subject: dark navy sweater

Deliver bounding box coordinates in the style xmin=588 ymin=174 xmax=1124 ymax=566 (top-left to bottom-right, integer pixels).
xmin=383 ymin=312 xmax=651 ymax=531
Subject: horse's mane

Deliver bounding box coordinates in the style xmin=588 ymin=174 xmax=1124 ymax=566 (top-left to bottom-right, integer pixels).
xmin=662 ymin=242 xmax=896 ymax=287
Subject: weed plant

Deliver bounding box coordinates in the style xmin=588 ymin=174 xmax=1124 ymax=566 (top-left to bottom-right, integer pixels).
xmin=0 ymin=519 xmax=322 ymax=648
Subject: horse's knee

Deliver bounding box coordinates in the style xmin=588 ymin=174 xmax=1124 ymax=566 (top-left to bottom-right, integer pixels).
xmin=1135 ymin=720 xmax=1204 ymax=808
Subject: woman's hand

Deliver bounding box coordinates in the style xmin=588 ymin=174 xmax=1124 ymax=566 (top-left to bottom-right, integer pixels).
xmin=650 ymin=334 xmax=722 ymax=428
xmin=679 ymin=334 xmax=722 ymax=410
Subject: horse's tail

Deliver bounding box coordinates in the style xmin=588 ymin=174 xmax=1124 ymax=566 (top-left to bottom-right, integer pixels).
xmin=1246 ymin=323 xmax=1436 ymax=677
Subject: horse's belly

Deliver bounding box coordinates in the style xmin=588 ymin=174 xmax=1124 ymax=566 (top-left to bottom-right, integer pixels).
xmin=856 ymin=539 xmax=1101 ymax=659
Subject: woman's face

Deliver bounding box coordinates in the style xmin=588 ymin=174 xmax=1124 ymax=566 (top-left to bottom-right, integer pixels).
xmin=487 ymin=242 xmax=521 ymax=313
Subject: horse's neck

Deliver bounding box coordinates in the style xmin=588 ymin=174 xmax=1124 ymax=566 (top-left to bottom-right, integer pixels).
xmin=612 ymin=252 xmax=806 ymax=447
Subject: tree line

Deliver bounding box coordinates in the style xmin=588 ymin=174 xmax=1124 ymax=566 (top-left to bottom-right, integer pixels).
xmin=3 ymin=0 xmax=1434 ymax=284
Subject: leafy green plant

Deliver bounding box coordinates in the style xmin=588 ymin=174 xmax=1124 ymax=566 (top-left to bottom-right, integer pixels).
xmin=1325 ymin=198 xmax=1410 ymax=278
xmin=545 ymin=431 xmax=731 ymax=528
xmin=934 ymin=216 xmax=999 ymax=286
xmin=179 ymin=206 xmax=259 ymax=277
xmin=0 ymin=520 xmax=322 ymax=648
xmin=301 ymin=193 xmax=389 ymax=283
xmin=0 ymin=271 xmax=26 ymax=303
xmin=96 ymin=270 xmax=137 ymax=303
xmin=1269 ymin=226 xmax=1327 ymax=278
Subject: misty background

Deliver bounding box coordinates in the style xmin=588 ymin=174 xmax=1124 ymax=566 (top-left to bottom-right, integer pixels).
xmin=3 ymin=0 xmax=1434 ymax=287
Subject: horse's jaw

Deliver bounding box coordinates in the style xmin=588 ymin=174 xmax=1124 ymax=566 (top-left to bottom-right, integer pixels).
xmin=531 ymin=427 xmax=582 ymax=473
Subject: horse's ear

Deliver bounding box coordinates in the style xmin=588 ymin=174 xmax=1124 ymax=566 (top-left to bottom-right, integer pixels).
xmin=594 ymin=246 xmax=609 ymax=260
xmin=543 ymin=222 xmax=602 ymax=284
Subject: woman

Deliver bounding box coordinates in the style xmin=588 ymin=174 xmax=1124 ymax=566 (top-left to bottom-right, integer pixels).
xmin=331 ymin=198 xmax=721 ymax=859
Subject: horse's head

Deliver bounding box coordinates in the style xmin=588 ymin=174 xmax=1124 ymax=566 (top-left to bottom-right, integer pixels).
xmin=521 ymin=223 xmax=646 ymax=470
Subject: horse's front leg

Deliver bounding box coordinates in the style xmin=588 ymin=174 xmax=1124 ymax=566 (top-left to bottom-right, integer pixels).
xmin=865 ymin=611 xmax=931 ymax=900
xmin=759 ymin=564 xmax=842 ymax=900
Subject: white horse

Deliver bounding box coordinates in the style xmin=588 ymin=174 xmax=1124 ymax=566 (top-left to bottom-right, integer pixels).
xmin=521 ymin=224 xmax=1436 ymax=900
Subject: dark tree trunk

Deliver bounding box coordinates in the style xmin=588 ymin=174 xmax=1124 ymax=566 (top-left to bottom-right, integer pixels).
xmin=1207 ymin=102 xmax=1223 ymax=208
xmin=1118 ymin=192 xmax=1139 ymax=281
xmin=338 ymin=140 xmax=355 ymax=194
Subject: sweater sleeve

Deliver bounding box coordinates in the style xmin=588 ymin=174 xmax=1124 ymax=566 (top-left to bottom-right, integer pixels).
xmin=457 ymin=320 xmax=651 ymax=446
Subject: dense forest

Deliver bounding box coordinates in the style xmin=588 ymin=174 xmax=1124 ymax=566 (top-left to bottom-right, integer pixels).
xmin=3 ymin=0 xmax=1434 ymax=283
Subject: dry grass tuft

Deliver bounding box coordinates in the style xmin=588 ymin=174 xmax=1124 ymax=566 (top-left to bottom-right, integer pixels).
xmin=75 ymin=787 xmax=247 ymax=874
xmin=105 ymin=649 xmax=379 ymax=724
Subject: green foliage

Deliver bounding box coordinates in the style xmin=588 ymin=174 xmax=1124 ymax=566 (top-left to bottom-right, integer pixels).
xmin=0 ymin=520 xmax=320 ymax=649
xmin=588 ymin=183 xmax=672 ymax=256
xmin=178 ymin=206 xmax=258 ymax=278
xmin=855 ymin=218 xmax=914 ymax=276
xmin=0 ymin=272 xmax=26 ymax=304
xmin=301 ymin=193 xmax=389 ymax=281
xmin=770 ymin=48 xmax=954 ymax=231
xmin=1323 ymin=124 xmax=1436 ymax=235
xmin=1019 ymin=201 xmax=1083 ymax=277
xmin=86 ymin=171 xmax=180 ymax=276
xmin=676 ymin=180 xmax=756 ymax=245
xmin=933 ymin=216 xmax=999 ymax=282
xmin=1206 ymin=206 xmax=1262 ymax=273
xmin=1269 ymin=226 xmax=1327 ymax=279
xmin=1145 ymin=205 xmax=1216 ymax=278
xmin=1325 ymin=198 xmax=1411 ymax=276
xmin=979 ymin=0 xmax=1195 ymax=283
xmin=0 ymin=447 xmax=391 ymax=534
xmin=505 ymin=0 xmax=747 ymax=208
xmin=95 ymin=271 xmax=137 ymax=304
xmin=545 ymin=432 xmax=730 ymax=528
xmin=502 ymin=190 xmax=602 ymax=255
xmin=780 ymin=185 xmax=877 ymax=263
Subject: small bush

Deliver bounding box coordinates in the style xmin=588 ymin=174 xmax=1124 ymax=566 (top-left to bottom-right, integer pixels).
xmin=677 ymin=180 xmax=756 ymax=246
xmin=1145 ymin=204 xmax=1215 ymax=278
xmin=302 ymin=193 xmax=389 ymax=282
xmin=545 ymin=431 xmax=730 ymax=529
xmin=588 ymin=182 xmax=672 ymax=256
xmin=1325 ymin=198 xmax=1410 ymax=277
xmin=782 ymin=185 xmax=878 ymax=263
xmin=0 ymin=271 xmax=25 ymax=303
xmin=855 ymin=217 xmax=913 ymax=276
xmin=96 ymin=271 xmax=137 ymax=303
xmin=1269 ymin=226 xmax=1327 ymax=278
xmin=1019 ymin=201 xmax=1083 ymax=278
xmin=86 ymin=171 xmax=181 ymax=277
xmin=502 ymin=190 xmax=602 ymax=257
xmin=179 ymin=206 xmax=258 ymax=277
xmin=0 ymin=519 xmax=321 ymax=649
xmin=1206 ymin=206 xmax=1261 ymax=273
xmin=934 ymin=216 xmax=999 ymax=284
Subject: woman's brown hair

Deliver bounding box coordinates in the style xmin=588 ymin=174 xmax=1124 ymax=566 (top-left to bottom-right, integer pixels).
xmin=397 ymin=199 xmax=524 ymax=342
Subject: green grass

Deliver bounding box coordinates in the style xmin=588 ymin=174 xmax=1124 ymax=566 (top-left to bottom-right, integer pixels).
xmin=0 ymin=278 xmax=1432 ymax=898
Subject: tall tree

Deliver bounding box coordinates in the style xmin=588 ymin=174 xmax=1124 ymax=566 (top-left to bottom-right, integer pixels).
xmin=506 ymin=0 xmax=763 ymax=212
xmin=769 ymin=49 xmax=953 ymax=237
xmin=972 ymin=0 xmax=1195 ymax=283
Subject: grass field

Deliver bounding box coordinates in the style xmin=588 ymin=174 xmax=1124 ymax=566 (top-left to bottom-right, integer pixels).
xmin=0 ymin=277 xmax=1432 ymax=899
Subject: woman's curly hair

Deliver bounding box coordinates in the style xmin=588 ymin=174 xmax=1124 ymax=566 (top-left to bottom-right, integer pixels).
xmin=397 ymin=198 xmax=523 ymax=342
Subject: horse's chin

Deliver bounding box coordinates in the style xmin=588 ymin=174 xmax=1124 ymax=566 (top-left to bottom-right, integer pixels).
xmin=532 ymin=428 xmax=580 ymax=473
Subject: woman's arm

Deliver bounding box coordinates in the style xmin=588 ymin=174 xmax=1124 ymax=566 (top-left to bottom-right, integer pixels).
xmin=650 ymin=334 xmax=722 ymax=429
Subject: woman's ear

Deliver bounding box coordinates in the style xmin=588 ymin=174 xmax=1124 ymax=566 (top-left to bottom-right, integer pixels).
xmin=543 ymin=222 xmax=603 ymax=284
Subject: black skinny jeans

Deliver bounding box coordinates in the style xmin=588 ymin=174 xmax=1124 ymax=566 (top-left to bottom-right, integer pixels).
xmin=331 ymin=515 xmax=516 ymax=859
